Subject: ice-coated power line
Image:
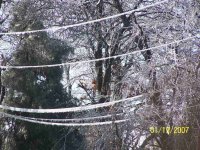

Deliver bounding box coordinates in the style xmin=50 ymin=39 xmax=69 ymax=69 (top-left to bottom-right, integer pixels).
xmin=1 ymin=103 xmax=137 ymax=123
xmin=0 ymin=35 xmax=198 ymax=69
xmin=0 ymin=95 xmax=143 ymax=113
xmin=0 ymin=0 xmax=168 ymax=36
xmin=0 ymin=112 xmax=128 ymax=126
xmin=20 ymin=112 xmax=124 ymax=122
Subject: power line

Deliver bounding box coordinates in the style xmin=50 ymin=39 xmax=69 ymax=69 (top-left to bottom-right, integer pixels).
xmin=13 ymin=102 xmax=138 ymax=122
xmin=5 ymin=112 xmax=125 ymax=123
xmin=19 ymin=112 xmax=124 ymax=122
xmin=1 ymin=112 xmax=128 ymax=126
xmin=0 ymin=34 xmax=198 ymax=69
xmin=0 ymin=95 xmax=143 ymax=113
xmin=1 ymin=100 xmax=138 ymax=123
xmin=0 ymin=0 xmax=168 ymax=36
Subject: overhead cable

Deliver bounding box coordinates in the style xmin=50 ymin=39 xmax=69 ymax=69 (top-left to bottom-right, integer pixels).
xmin=19 ymin=112 xmax=124 ymax=122
xmin=0 ymin=94 xmax=143 ymax=113
xmin=0 ymin=35 xmax=198 ymax=69
xmin=0 ymin=112 xmax=128 ymax=126
xmin=0 ymin=0 xmax=168 ymax=36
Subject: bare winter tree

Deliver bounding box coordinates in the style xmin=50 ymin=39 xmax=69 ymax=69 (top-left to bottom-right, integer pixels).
xmin=0 ymin=0 xmax=200 ymax=149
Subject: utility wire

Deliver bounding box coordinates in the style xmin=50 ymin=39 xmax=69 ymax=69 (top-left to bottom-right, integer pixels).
xmin=0 ymin=35 xmax=198 ymax=69
xmin=0 ymin=0 xmax=168 ymax=36
xmin=20 ymin=113 xmax=124 ymax=122
xmin=7 ymin=101 xmax=200 ymax=126
xmin=11 ymin=103 xmax=143 ymax=122
xmin=0 ymin=112 xmax=128 ymax=126
xmin=0 ymin=95 xmax=143 ymax=113
xmin=17 ymin=112 xmax=125 ymax=122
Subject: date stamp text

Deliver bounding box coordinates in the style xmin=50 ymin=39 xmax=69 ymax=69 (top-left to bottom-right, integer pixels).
xmin=149 ymin=126 xmax=189 ymax=135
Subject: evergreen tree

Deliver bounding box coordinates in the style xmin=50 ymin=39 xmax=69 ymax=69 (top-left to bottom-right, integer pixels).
xmin=0 ymin=1 xmax=85 ymax=149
